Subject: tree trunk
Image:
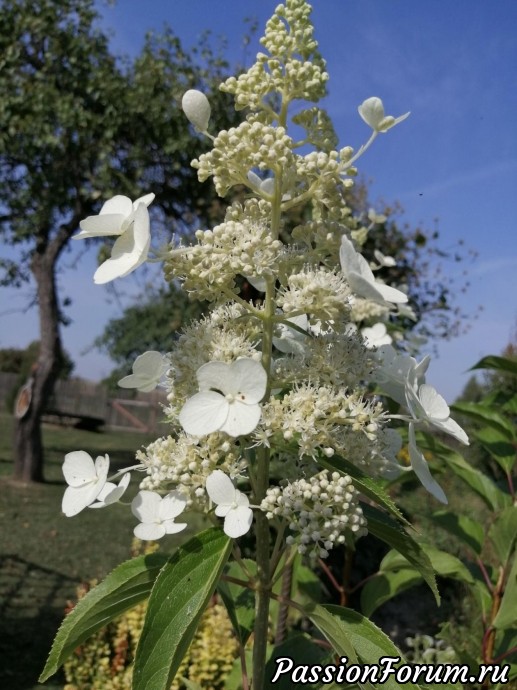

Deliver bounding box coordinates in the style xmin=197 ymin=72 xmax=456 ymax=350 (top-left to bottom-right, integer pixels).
xmin=13 ymin=251 xmax=64 ymax=483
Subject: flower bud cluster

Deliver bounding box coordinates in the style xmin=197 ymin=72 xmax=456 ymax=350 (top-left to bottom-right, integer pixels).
xmin=292 ymin=107 xmax=338 ymax=152
xmin=260 ymin=383 xmax=387 ymax=469
xmin=261 ymin=470 xmax=367 ymax=560
xmin=137 ymin=433 xmax=245 ymax=507
xmin=192 ymin=121 xmax=295 ymax=196
xmin=273 ymin=326 xmax=373 ymax=390
xmin=221 ymin=0 xmax=328 ymax=110
xmin=165 ymin=218 xmax=283 ymax=301
xmin=277 ymin=266 xmax=351 ymax=323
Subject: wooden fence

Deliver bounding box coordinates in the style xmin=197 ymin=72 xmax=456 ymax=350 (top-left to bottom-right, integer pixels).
xmin=0 ymin=372 xmax=168 ymax=434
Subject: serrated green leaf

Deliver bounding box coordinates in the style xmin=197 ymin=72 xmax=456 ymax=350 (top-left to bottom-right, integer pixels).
xmin=319 ymin=454 xmax=409 ymax=525
xmin=489 ymin=506 xmax=517 ymax=564
xmin=430 ymin=510 xmax=484 ymax=555
xmin=362 ymin=504 xmax=439 ymax=604
xmin=133 ymin=528 xmax=232 ymax=690
xmin=309 ymin=605 xmax=422 ymax=690
xmin=361 ymin=569 xmax=423 ymax=617
xmin=470 ymin=355 xmax=517 ymax=376
xmin=451 ymin=401 xmax=515 ymax=439
xmin=493 ymin=552 xmax=517 ymax=630
xmin=474 ymin=426 xmax=516 ymax=474
xmin=422 ymin=439 xmax=512 ymax=511
xmin=39 ymin=553 xmax=168 ymax=682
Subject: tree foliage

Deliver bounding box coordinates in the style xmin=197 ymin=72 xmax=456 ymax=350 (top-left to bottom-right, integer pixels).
xmin=0 ymin=0 xmax=237 ymax=480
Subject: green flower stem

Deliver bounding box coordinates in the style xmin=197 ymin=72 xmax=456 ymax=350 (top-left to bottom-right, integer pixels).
xmin=252 ymin=274 xmax=275 ymax=690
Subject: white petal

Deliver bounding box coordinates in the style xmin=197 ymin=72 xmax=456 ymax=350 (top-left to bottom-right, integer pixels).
xmin=118 ymin=351 xmax=166 ymax=391
xmin=229 ymin=359 xmax=267 ymax=404
xmin=117 ymin=374 xmax=153 ymax=391
xmin=432 ymin=417 xmax=469 ymax=445
xmin=92 ymin=472 xmax=131 ymax=507
xmin=220 ymin=400 xmax=261 ymax=437
xmin=370 ymin=281 xmax=408 ymax=304
xmin=101 ymin=195 xmax=133 ymax=216
xmin=224 ymin=506 xmax=253 ymax=538
xmin=75 ymin=214 xmax=126 ymax=239
xmin=408 ymin=424 xmax=447 ymax=504
xmin=179 ymin=391 xmax=229 ymax=436
xmin=62 ymin=451 xmax=95 ymax=487
xmin=133 ymin=192 xmax=155 ymax=208
xmin=159 ymin=491 xmax=187 ymax=521
xmin=358 ymin=97 xmax=385 ymax=130
xmin=196 ymin=361 xmax=231 ymax=393
xmin=260 ymin=178 xmax=275 ymax=195
xmin=419 ymin=384 xmax=450 ymax=420
xmin=131 ymin=491 xmax=161 ymax=522
xmin=94 ymin=454 xmax=110 ymax=480
xmin=134 ymin=522 xmax=166 ymax=540
xmin=244 ymin=274 xmax=267 ymax=292
xmin=206 ymin=470 xmax=236 ymax=507
xmin=163 ymin=520 xmax=188 ymax=535
xmin=133 ymin=351 xmax=166 ymax=377
xmin=93 ymin=204 xmax=150 ymax=284
xmin=340 ymin=235 xmax=375 ymax=283
xmin=247 ymin=171 xmax=262 ymax=188
xmin=62 ymin=482 xmax=105 ymax=517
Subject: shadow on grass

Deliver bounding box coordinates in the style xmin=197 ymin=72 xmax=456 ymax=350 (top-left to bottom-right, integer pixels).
xmin=0 ymin=555 xmax=75 ymax=689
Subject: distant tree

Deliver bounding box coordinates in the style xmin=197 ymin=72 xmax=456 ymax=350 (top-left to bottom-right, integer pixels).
xmin=0 ymin=0 xmax=237 ymax=481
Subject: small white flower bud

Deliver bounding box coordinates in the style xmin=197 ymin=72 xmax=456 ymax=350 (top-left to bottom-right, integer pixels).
xmin=182 ymin=89 xmax=211 ymax=133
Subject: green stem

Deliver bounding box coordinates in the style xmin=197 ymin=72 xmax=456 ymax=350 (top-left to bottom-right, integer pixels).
xmin=252 ymin=276 xmax=275 ymax=690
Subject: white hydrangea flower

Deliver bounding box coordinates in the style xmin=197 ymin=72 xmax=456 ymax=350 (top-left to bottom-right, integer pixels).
xmin=131 ymin=490 xmax=187 ymax=540
xmin=361 ymin=322 xmax=392 ymax=349
xmin=408 ymin=422 xmax=447 ymax=504
xmin=375 ymin=344 xmax=430 ymax=406
xmin=93 ymin=203 xmax=151 ymax=284
xmin=74 ymin=193 xmax=155 ymax=240
xmin=62 ymin=451 xmax=110 ymax=517
xmin=206 ymin=470 xmax=253 ymax=538
xmin=118 ymin=351 xmax=168 ymax=392
xmin=358 ymin=97 xmax=410 ymax=133
xmin=179 ymin=358 xmax=267 ymax=437
xmin=406 ymin=383 xmax=469 ymax=445
xmin=340 ymin=235 xmax=407 ymax=304
xmin=89 ymin=472 xmax=131 ymax=509
xmin=182 ymin=89 xmax=211 ymax=133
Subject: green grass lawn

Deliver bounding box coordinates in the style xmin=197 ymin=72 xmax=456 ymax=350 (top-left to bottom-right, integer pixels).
xmin=0 ymin=414 xmax=190 ymax=690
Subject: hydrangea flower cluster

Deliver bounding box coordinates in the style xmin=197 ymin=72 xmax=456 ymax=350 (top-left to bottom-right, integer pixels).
xmin=61 ymin=0 xmax=468 ymax=566
xmin=261 ymin=471 xmax=367 ymax=560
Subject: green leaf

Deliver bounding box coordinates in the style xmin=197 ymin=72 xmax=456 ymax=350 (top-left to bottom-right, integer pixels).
xmin=218 ymin=560 xmax=256 ymax=645
xmin=451 ymin=401 xmax=515 ymax=439
xmin=424 ymin=439 xmax=512 ymax=511
xmin=493 ymin=552 xmax=517 ymax=630
xmin=362 ymin=504 xmax=439 ymax=604
xmin=309 ymin=605 xmax=422 ymax=690
xmin=319 ymin=454 xmax=409 ymax=525
xmin=430 ymin=510 xmax=485 ymax=555
xmin=470 ymin=355 xmax=517 ymax=376
xmin=474 ymin=426 xmax=516 ymax=474
xmin=133 ymin=528 xmax=232 ymax=690
xmin=265 ymin=633 xmax=331 ymax=689
xmin=39 ymin=553 xmax=168 ymax=682
xmin=489 ymin=506 xmax=517 ymax=564
xmin=361 ymin=569 xmax=423 ymax=617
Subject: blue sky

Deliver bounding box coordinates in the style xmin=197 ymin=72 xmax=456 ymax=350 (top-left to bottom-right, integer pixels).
xmin=2 ymin=0 xmax=516 ymax=400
